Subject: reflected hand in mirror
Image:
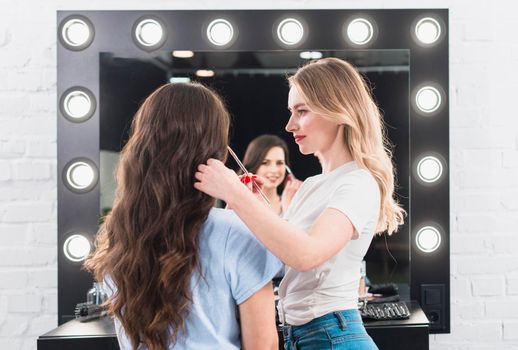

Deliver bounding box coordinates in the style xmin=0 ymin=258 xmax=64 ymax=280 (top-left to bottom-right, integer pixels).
xmin=281 ymin=174 xmax=302 ymax=213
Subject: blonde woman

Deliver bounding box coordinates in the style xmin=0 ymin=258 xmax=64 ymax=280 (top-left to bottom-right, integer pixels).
xmin=194 ymin=58 xmax=405 ymax=349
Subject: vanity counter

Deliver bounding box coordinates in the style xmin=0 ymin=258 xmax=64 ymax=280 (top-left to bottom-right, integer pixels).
xmin=38 ymin=301 xmax=429 ymax=350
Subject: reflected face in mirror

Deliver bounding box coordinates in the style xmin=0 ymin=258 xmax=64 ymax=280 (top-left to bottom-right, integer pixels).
xmin=287 ymin=85 xmax=342 ymax=156
xmin=256 ymin=146 xmax=286 ymax=190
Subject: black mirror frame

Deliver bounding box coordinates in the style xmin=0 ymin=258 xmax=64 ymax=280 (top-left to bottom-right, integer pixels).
xmin=57 ymin=9 xmax=450 ymax=332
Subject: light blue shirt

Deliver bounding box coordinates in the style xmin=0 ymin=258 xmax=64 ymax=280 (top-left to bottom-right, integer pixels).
xmin=106 ymin=208 xmax=282 ymax=349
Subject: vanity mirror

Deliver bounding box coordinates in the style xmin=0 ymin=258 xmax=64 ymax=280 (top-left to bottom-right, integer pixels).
xmin=57 ymin=9 xmax=449 ymax=333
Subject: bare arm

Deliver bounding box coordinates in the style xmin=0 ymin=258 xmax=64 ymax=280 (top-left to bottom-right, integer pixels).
xmin=195 ymin=159 xmax=354 ymax=271
xmin=239 ymin=282 xmax=278 ymax=350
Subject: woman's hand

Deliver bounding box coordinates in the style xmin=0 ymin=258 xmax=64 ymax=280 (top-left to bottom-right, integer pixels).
xmin=239 ymin=174 xmax=266 ymax=196
xmin=281 ymin=174 xmax=302 ymax=212
xmin=194 ymin=159 xmax=241 ymax=202
xmin=194 ymin=159 xmax=265 ymax=204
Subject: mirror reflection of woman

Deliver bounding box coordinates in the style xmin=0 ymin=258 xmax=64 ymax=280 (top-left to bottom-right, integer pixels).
xmin=195 ymin=58 xmax=406 ymax=350
xmin=85 ymin=82 xmax=281 ymax=350
xmin=241 ymin=134 xmax=302 ymax=216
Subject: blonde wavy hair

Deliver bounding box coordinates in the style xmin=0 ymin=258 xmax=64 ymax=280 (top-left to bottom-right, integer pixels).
xmin=289 ymin=57 xmax=406 ymax=234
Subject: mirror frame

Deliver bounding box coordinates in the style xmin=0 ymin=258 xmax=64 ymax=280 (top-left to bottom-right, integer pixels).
xmin=57 ymin=9 xmax=450 ymax=332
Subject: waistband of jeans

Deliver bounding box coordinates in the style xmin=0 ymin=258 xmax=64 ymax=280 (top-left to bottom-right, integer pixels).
xmin=287 ymin=309 xmax=362 ymax=329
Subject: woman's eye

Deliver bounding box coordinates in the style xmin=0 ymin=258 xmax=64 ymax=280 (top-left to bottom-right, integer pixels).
xmin=297 ymin=109 xmax=307 ymax=115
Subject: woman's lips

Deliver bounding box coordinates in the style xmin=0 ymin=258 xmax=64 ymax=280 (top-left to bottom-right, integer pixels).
xmin=294 ymin=136 xmax=306 ymax=143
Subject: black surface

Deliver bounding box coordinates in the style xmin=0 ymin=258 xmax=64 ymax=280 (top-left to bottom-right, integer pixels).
xmin=368 ymin=325 xmax=429 ymax=350
xmin=38 ymin=316 xmax=119 ymax=350
xmin=39 ymin=301 xmax=428 ymax=350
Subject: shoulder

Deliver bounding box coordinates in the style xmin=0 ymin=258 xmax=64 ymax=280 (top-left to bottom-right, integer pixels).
xmin=349 ymin=168 xmax=378 ymax=190
xmin=206 ymin=208 xmax=254 ymax=240
xmin=206 ymin=207 xmax=238 ymax=227
xmin=330 ymin=167 xmax=380 ymax=205
xmin=338 ymin=167 xmax=377 ymax=188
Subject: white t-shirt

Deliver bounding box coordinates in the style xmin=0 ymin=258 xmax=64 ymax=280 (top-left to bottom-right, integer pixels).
xmin=277 ymin=161 xmax=380 ymax=326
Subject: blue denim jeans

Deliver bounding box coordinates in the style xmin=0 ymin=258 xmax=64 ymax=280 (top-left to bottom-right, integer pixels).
xmin=282 ymin=310 xmax=378 ymax=350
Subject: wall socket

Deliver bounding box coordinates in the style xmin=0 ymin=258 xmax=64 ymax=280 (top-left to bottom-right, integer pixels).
xmin=420 ymin=284 xmax=447 ymax=332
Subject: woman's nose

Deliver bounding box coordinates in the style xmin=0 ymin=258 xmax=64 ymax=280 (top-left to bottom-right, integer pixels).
xmin=285 ymin=114 xmax=297 ymax=132
xmin=267 ymin=164 xmax=278 ymax=172
xmin=266 ymin=164 xmax=281 ymax=174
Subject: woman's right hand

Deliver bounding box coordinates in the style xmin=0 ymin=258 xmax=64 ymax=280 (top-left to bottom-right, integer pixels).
xmin=281 ymin=174 xmax=302 ymax=212
xmin=194 ymin=159 xmax=265 ymax=205
xmin=194 ymin=159 xmax=244 ymax=203
xmin=239 ymin=174 xmax=266 ymax=196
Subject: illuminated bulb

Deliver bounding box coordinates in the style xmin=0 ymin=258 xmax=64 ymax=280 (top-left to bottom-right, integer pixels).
xmin=196 ymin=70 xmax=215 ymax=77
xmin=134 ymin=19 xmax=164 ymax=47
xmin=416 ymin=86 xmax=442 ymax=114
xmin=416 ymin=226 xmax=442 ymax=253
xmin=63 ymin=234 xmax=91 ymax=262
xmin=207 ymin=19 xmax=234 ymax=46
xmin=277 ymin=18 xmax=304 ymax=46
xmin=299 ymin=51 xmax=323 ymax=60
xmin=63 ymin=90 xmax=92 ymax=120
xmin=170 ymin=77 xmax=191 ymax=84
xmin=416 ymin=156 xmax=443 ymax=183
xmin=172 ymin=50 xmax=194 ymax=58
xmin=347 ymin=18 xmax=374 ymax=45
xmin=415 ymin=17 xmax=441 ymax=45
xmin=61 ymin=18 xmax=92 ymax=47
xmin=66 ymin=161 xmax=95 ymax=190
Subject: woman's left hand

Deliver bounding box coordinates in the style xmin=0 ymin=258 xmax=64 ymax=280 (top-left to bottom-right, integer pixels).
xmin=281 ymin=174 xmax=302 ymax=211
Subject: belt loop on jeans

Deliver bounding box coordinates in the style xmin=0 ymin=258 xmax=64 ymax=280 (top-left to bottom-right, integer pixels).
xmin=282 ymin=324 xmax=293 ymax=345
xmin=277 ymin=299 xmax=285 ymax=325
xmin=333 ymin=311 xmax=348 ymax=331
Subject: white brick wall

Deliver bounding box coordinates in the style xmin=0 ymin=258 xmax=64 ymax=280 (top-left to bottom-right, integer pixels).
xmin=1 ymin=0 xmax=517 ymax=349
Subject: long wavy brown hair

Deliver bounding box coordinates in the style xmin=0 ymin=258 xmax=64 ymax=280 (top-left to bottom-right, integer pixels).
xmin=85 ymin=82 xmax=230 ymax=350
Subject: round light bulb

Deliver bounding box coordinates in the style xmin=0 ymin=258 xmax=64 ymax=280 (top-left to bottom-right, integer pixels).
xmin=62 ymin=19 xmax=91 ymax=47
xmin=135 ymin=19 xmax=164 ymax=47
xmin=415 ymin=17 xmax=441 ymax=45
xmin=416 ymin=226 xmax=442 ymax=253
xmin=207 ymin=19 xmax=234 ymax=46
xmin=59 ymin=16 xmax=95 ymax=51
xmin=416 ymin=156 xmax=443 ymax=183
xmin=66 ymin=161 xmax=95 ymax=190
xmin=63 ymin=234 xmax=91 ymax=262
xmin=347 ymin=18 xmax=374 ymax=45
xmin=60 ymin=88 xmax=96 ymax=123
xmin=63 ymin=91 xmax=91 ymax=120
xmin=416 ymin=86 xmax=442 ymax=114
xmin=277 ymin=18 xmax=304 ymax=46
